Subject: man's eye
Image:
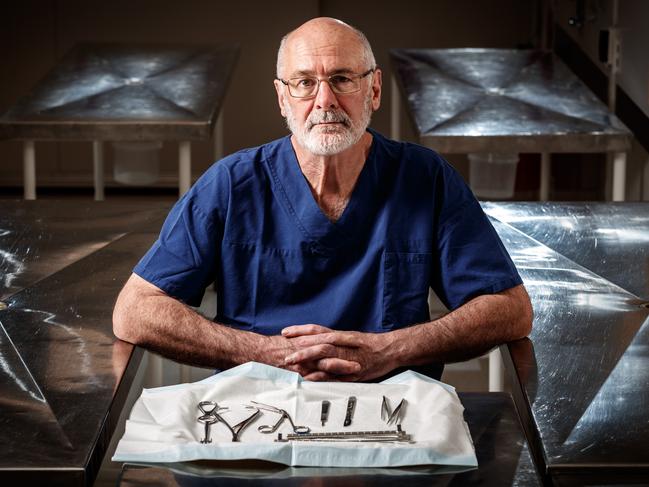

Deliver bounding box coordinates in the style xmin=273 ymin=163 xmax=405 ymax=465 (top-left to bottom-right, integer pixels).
xmin=330 ymin=75 xmax=353 ymax=85
xmin=295 ymin=78 xmax=316 ymax=88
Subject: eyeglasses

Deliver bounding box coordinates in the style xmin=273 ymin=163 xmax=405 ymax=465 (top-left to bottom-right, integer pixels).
xmin=277 ymin=68 xmax=375 ymax=98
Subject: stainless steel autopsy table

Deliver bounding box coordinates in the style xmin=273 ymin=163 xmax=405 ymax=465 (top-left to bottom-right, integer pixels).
xmin=482 ymin=202 xmax=649 ymax=485
xmin=390 ymin=49 xmax=632 ymax=201
xmin=3 ymin=201 xmax=648 ymax=486
xmin=0 ymin=200 xmax=542 ymax=486
xmin=116 ymin=393 xmax=541 ymax=487
xmin=0 ymin=201 xmax=168 ymax=486
xmin=0 ymin=43 xmax=239 ymax=200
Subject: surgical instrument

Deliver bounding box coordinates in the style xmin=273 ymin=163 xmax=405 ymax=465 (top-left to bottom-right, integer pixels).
xmin=198 ymin=413 xmax=219 ymax=444
xmin=381 ymin=396 xmax=406 ymax=425
xmin=343 ymin=396 xmax=356 ymax=427
xmin=320 ymin=400 xmax=330 ymax=427
xmin=381 ymin=396 xmax=391 ymax=422
xmin=197 ymin=401 xmax=261 ymax=443
xmin=197 ymin=401 xmax=228 ymax=444
xmin=276 ymin=425 xmax=412 ymax=443
xmin=249 ymin=401 xmax=310 ymax=434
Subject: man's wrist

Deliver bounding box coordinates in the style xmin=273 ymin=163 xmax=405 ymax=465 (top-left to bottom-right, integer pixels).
xmin=384 ymin=324 xmax=428 ymax=369
xmin=252 ymin=333 xmax=291 ymax=368
xmin=377 ymin=329 xmax=407 ymax=371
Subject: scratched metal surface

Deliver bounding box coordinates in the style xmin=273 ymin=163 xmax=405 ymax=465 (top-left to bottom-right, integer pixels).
xmin=0 ymin=201 xmax=168 ymax=300
xmin=0 ymin=201 xmax=166 ymax=486
xmin=2 ymin=201 xmax=648 ymax=485
xmin=482 ymin=203 xmax=649 ymax=484
xmin=0 ymin=43 xmax=239 ymax=141
xmin=390 ymin=49 xmax=631 ymax=153
xmin=483 ymin=202 xmax=649 ymax=301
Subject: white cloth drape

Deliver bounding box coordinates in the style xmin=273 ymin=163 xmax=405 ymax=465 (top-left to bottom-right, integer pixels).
xmin=113 ymin=362 xmax=477 ymax=468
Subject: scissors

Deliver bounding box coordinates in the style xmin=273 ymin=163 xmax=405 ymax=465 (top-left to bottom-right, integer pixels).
xmin=249 ymin=400 xmax=310 ymax=434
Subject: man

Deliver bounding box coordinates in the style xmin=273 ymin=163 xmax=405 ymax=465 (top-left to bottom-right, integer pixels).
xmin=113 ymin=17 xmax=532 ymax=382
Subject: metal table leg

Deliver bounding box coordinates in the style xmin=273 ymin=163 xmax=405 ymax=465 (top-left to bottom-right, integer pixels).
xmin=179 ymin=365 xmax=191 ymax=384
xmin=644 ymin=155 xmax=649 ymax=200
xmin=93 ymin=141 xmax=105 ymax=201
xmin=612 ymin=151 xmax=626 ymax=201
xmin=210 ymin=112 xmax=223 ymax=298
xmin=540 ymin=152 xmax=550 ymax=201
xmin=391 ymin=75 xmax=401 ymax=141
xmin=214 ymin=109 xmax=224 ymax=162
xmin=489 ymin=348 xmax=504 ymax=392
xmin=144 ymin=352 xmax=164 ymax=388
xmin=23 ymin=141 xmax=36 ymax=200
xmin=179 ymin=141 xmax=191 ymax=197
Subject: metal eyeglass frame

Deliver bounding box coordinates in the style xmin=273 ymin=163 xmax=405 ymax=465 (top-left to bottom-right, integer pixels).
xmin=276 ymin=68 xmax=376 ymax=98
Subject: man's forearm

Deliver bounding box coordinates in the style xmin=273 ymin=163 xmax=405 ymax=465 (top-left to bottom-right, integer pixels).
xmin=282 ymin=285 xmax=532 ymax=381
xmin=113 ymin=275 xmax=287 ymax=370
xmin=389 ymin=285 xmax=533 ymax=367
xmin=120 ymin=296 xmax=269 ymax=369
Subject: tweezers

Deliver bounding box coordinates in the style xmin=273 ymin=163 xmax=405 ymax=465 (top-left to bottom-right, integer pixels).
xmin=381 ymin=396 xmax=406 ymax=425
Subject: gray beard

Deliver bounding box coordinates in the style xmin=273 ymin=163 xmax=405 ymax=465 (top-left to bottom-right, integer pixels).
xmin=284 ymin=91 xmax=373 ymax=156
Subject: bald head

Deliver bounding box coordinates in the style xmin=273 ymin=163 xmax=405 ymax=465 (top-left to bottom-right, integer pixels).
xmin=276 ymin=17 xmax=376 ymax=78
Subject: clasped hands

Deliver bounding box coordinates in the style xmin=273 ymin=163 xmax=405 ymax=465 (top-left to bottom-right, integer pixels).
xmin=277 ymin=324 xmax=399 ymax=382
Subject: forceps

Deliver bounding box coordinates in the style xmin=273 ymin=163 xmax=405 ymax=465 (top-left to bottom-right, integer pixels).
xmin=249 ymin=400 xmax=310 ymax=434
xmin=381 ymin=396 xmax=406 ymax=426
xmin=198 ymin=401 xmax=261 ymax=442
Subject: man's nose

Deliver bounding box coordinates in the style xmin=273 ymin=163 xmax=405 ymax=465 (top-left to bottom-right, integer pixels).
xmin=314 ymin=79 xmax=339 ymax=109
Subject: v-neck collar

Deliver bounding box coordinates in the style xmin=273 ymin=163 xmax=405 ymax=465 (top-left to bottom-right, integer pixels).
xmin=267 ymin=129 xmax=385 ymax=251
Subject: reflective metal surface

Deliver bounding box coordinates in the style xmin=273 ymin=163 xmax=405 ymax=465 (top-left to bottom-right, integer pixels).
xmin=0 ymin=201 xmax=168 ymax=300
xmin=4 ymin=200 xmax=647 ymax=485
xmin=118 ymin=393 xmax=541 ymax=486
xmin=484 ymin=202 xmax=649 ymax=301
xmin=483 ymin=203 xmax=649 ymax=485
xmin=0 ymin=201 xmax=166 ymax=486
xmin=390 ymin=49 xmax=632 ymax=153
xmin=0 ymin=43 xmax=239 ymax=141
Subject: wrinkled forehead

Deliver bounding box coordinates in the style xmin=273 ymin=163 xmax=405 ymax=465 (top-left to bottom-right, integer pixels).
xmin=283 ymin=27 xmax=366 ymax=76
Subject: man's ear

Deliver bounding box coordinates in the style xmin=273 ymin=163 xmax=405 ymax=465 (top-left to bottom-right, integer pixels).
xmin=371 ymin=68 xmax=383 ymax=111
xmin=274 ymin=79 xmax=288 ymax=118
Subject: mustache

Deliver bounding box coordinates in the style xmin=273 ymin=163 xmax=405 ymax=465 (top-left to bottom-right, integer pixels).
xmin=306 ymin=110 xmax=351 ymax=130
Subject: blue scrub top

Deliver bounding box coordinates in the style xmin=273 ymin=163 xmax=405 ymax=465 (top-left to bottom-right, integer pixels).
xmin=134 ymin=129 xmax=522 ymax=379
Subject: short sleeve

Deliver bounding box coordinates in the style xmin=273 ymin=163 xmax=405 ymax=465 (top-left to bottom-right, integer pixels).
xmin=430 ymin=160 xmax=522 ymax=310
xmin=133 ymin=164 xmax=228 ymax=306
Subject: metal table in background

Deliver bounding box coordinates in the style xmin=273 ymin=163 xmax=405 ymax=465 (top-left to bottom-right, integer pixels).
xmin=483 ymin=202 xmax=649 ymax=485
xmin=390 ymin=49 xmax=632 ymax=201
xmin=117 ymin=393 xmax=541 ymax=487
xmin=0 ymin=201 xmax=168 ymax=486
xmin=0 ymin=43 xmax=239 ymax=200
